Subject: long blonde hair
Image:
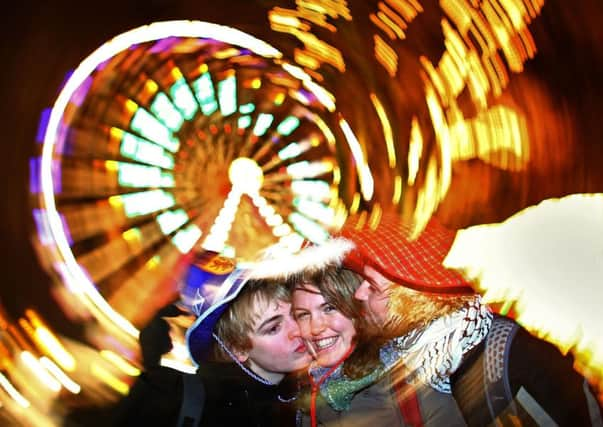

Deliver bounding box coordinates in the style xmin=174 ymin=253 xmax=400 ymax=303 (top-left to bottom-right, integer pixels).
xmin=345 ymin=283 xmax=475 ymax=379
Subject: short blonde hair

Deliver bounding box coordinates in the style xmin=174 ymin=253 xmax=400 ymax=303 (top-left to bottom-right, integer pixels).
xmin=212 ymin=279 xmax=290 ymax=360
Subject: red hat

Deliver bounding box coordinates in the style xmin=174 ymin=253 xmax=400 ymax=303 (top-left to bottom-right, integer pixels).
xmin=337 ymin=212 xmax=474 ymax=294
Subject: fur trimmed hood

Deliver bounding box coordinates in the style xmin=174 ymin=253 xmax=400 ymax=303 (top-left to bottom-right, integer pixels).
xmin=248 ymin=238 xmax=355 ymax=280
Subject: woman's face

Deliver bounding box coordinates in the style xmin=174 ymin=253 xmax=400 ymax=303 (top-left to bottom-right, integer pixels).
xmin=292 ymin=284 xmax=356 ymax=368
xmin=242 ymin=299 xmax=312 ymax=384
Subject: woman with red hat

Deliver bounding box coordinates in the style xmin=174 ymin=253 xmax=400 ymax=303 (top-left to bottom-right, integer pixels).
xmin=337 ymin=212 xmax=601 ymax=426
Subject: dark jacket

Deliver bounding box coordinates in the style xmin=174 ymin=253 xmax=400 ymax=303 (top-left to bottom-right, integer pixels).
xmin=112 ymin=362 xmax=299 ymax=427
xmin=451 ymin=320 xmax=602 ymax=426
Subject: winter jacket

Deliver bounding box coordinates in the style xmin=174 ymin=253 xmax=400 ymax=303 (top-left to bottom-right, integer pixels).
xmin=112 ymin=362 xmax=299 ymax=427
xmin=451 ymin=318 xmax=602 ymax=426
xmin=298 ymin=370 xmax=466 ymax=427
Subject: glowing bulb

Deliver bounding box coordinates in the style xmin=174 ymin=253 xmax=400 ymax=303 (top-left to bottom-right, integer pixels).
xmin=228 ymin=157 xmax=264 ymax=194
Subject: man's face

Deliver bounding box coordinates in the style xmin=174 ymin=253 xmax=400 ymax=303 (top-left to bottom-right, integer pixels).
xmin=354 ymin=265 xmax=392 ymax=326
xmin=240 ymin=300 xmax=312 ymax=383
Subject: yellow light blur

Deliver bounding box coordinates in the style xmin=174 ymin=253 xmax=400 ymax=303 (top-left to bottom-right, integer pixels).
xmin=368 ymin=204 xmax=382 ymax=230
xmin=338 ymin=118 xmax=374 ymax=201
xmin=33 ymin=326 xmax=76 ymax=372
xmin=374 ymin=34 xmax=398 ymax=77
xmin=104 ymin=160 xmax=119 ymax=172
xmin=100 ymin=350 xmax=140 ymax=377
xmin=349 ymin=193 xmax=361 ymax=215
xmin=407 ymin=116 xmax=423 ymax=186
xmin=274 ymin=92 xmax=286 ymax=105
xmin=39 ymin=356 xmax=81 ymax=394
xmin=370 ymin=13 xmax=397 ymax=40
xmin=369 ymin=93 xmax=396 ymax=168
xmin=424 ymin=81 xmax=451 ymax=200
xmin=385 ymin=0 xmax=423 ymax=22
xmin=251 ymin=77 xmax=262 ymax=89
xmin=21 ymin=351 xmax=61 ymax=392
xmin=392 ymin=175 xmax=402 ymax=205
xmin=124 ymin=98 xmax=138 ymax=115
xmin=90 ymin=362 xmax=129 ymax=395
xmin=377 ymin=10 xmax=406 ymax=39
xmin=0 ymin=372 xmax=30 ymax=408
xmin=412 ymin=154 xmax=439 ymax=239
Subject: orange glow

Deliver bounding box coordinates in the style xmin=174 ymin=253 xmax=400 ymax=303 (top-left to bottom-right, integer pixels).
xmin=370 ymin=13 xmax=397 ymax=40
xmin=376 ymin=10 xmax=406 ymax=39
xmin=385 ymin=0 xmax=423 ymax=22
xmin=374 ymin=34 xmax=398 ymax=77
xmin=294 ymin=48 xmax=321 ymax=69
xmin=379 ymin=2 xmax=408 ymax=30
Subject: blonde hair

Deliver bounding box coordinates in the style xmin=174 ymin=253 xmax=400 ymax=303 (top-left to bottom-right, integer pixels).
xmin=211 ymin=278 xmax=290 ymax=361
xmin=345 ymin=284 xmax=475 ymax=379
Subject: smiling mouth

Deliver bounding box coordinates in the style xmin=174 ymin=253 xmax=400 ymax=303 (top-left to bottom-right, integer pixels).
xmin=313 ymin=336 xmax=338 ymax=352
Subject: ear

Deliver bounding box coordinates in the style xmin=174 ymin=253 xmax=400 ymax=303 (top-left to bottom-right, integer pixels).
xmin=231 ymin=348 xmax=249 ymax=363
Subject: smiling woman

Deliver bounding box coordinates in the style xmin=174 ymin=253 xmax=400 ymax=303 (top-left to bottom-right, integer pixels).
xmin=292 ymin=270 xmax=360 ymax=368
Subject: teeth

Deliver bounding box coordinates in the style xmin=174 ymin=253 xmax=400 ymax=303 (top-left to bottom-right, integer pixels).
xmin=314 ymin=337 xmax=337 ymax=350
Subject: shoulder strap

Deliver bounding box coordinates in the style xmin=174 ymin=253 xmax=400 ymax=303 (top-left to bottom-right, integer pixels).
xmin=177 ymin=373 xmax=206 ymax=427
xmin=483 ymin=315 xmax=519 ymax=418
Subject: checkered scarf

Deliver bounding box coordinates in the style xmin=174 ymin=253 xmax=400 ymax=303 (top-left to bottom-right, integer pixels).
xmin=381 ymin=295 xmax=492 ymax=393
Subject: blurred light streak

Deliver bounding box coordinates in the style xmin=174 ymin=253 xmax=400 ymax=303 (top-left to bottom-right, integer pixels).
xmin=21 ymin=351 xmax=61 ymax=392
xmin=0 ymin=372 xmax=30 ymax=408
xmin=377 ymin=10 xmax=406 ymax=39
xmin=349 ymin=193 xmax=361 ymax=215
xmin=370 ymin=13 xmax=397 ymax=40
xmin=444 ymin=194 xmax=603 ymax=393
xmin=100 ymin=350 xmax=140 ymax=377
xmin=374 ymin=34 xmax=398 ymax=77
xmin=308 ymin=113 xmax=336 ymax=149
xmin=392 ymin=175 xmax=402 ymax=205
xmin=385 ymin=0 xmax=423 ymax=22
xmin=90 ymin=362 xmax=129 ymax=395
xmin=407 ymin=116 xmax=423 ymax=186
xmin=412 ymin=155 xmax=439 ymax=239
xmin=369 ymin=93 xmax=396 ymax=168
xmin=338 ymin=118 xmax=374 ymax=201
xmin=39 ymin=357 xmax=80 ymax=394
xmin=33 ymin=326 xmax=76 ymax=372
xmin=424 ymin=80 xmax=451 ymax=198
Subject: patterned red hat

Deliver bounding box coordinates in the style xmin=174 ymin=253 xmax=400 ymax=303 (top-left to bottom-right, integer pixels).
xmin=337 ymin=212 xmax=474 ymax=294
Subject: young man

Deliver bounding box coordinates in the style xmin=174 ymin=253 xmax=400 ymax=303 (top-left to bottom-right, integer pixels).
xmin=338 ymin=212 xmax=602 ymax=426
xmin=112 ymin=249 xmax=312 ymax=427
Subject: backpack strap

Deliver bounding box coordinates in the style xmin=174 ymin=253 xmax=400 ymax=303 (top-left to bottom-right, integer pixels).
xmin=483 ymin=316 xmax=519 ymax=418
xmin=177 ymin=373 xmax=205 ymax=427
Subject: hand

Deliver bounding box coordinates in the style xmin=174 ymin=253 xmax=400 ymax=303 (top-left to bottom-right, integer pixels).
xmin=139 ymin=303 xmax=186 ymax=369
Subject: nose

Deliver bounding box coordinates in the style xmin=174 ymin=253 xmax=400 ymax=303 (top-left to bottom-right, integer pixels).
xmin=355 ymin=280 xmax=370 ymax=301
xmin=310 ymin=314 xmax=325 ymax=336
xmin=286 ymin=316 xmax=302 ymax=339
